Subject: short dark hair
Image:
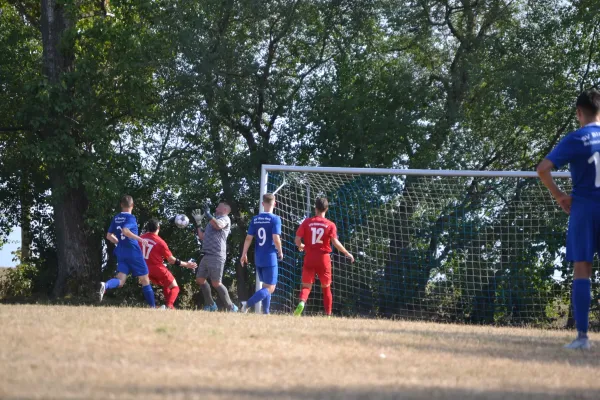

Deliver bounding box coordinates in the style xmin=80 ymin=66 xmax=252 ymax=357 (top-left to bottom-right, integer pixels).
xmin=315 ymin=197 xmax=329 ymax=212
xmin=145 ymin=218 xmax=160 ymax=233
xmin=576 ymin=89 xmax=600 ymax=117
xmin=263 ymin=193 xmax=275 ymax=204
xmin=120 ymin=195 xmax=134 ymax=208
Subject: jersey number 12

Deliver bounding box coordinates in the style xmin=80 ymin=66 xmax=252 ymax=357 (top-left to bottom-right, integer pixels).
xmin=311 ymin=227 xmax=324 ymax=244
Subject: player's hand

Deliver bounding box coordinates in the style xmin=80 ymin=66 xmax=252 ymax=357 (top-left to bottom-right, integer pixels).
xmin=556 ymin=192 xmax=572 ymax=215
xmin=140 ymin=238 xmax=149 ymax=248
xmin=203 ymin=206 xmax=214 ymax=220
xmin=346 ymin=253 xmax=355 ymax=263
xmin=191 ymin=209 xmax=203 ymax=225
xmin=278 ymin=252 xmax=284 ymax=261
xmin=240 ymin=253 xmax=248 ymax=266
xmin=186 ymin=261 xmax=197 ymax=269
xmin=298 ymin=243 xmax=305 ymax=252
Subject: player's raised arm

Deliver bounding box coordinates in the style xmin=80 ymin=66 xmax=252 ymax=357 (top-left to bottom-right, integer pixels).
xmin=240 ymin=234 xmax=254 ymax=266
xmin=331 ymin=237 xmax=354 ymax=263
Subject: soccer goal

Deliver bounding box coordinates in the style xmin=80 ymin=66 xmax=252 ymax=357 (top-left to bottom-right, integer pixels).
xmin=254 ymin=165 xmax=592 ymax=325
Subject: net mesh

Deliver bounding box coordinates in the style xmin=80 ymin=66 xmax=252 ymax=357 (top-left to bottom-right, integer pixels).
xmin=259 ymin=169 xmax=600 ymax=326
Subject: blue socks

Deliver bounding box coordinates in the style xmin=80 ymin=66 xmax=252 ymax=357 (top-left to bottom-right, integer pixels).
xmin=263 ymin=292 xmax=271 ymax=314
xmin=246 ymin=288 xmax=272 ymax=314
xmin=572 ymin=278 xmax=591 ymax=338
xmin=105 ymin=278 xmax=121 ymax=290
xmin=142 ymin=284 xmax=156 ymax=308
xmin=247 ymin=288 xmax=269 ymax=308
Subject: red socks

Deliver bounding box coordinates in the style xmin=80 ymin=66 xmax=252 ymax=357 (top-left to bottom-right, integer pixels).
xmin=323 ymin=286 xmax=332 ymax=315
xmin=299 ymin=286 xmax=311 ymax=302
xmin=164 ymin=286 xmax=180 ymax=309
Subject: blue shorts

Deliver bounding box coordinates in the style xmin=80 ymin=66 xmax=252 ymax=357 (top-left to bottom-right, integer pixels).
xmin=257 ymin=266 xmax=278 ymax=285
xmin=567 ymin=196 xmax=600 ymax=262
xmin=117 ymin=255 xmax=149 ymax=277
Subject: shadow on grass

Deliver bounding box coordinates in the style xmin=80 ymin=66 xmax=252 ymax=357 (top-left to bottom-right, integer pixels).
xmin=325 ymin=326 xmax=600 ymax=366
xmin=123 ymin=385 xmax=600 ymax=400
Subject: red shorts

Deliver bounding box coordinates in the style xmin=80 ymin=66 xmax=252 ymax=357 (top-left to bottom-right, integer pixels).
xmin=301 ymin=254 xmax=332 ymax=286
xmin=148 ymin=264 xmax=175 ymax=287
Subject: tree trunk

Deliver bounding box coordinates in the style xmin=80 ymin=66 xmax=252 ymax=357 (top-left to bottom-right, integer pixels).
xmin=51 ymin=172 xmax=101 ymax=297
xmin=41 ymin=1 xmax=100 ymax=296
xmin=19 ymin=175 xmax=33 ymax=263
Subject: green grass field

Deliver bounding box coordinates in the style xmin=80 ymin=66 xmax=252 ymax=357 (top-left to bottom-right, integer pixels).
xmin=0 ymin=304 xmax=598 ymax=400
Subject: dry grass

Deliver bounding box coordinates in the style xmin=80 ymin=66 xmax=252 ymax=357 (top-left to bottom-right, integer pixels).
xmin=0 ymin=305 xmax=598 ymax=400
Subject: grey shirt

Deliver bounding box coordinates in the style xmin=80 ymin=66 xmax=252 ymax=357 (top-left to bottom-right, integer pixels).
xmin=202 ymin=215 xmax=231 ymax=258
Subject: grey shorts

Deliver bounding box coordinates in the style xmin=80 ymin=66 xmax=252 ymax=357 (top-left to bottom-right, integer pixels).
xmin=196 ymin=254 xmax=226 ymax=282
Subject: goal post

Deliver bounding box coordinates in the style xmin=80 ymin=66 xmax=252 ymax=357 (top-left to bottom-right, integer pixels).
xmin=256 ymin=164 xmax=586 ymax=326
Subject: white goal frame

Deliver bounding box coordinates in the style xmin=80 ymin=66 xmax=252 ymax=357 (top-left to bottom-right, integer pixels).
xmin=255 ymin=164 xmax=570 ymax=314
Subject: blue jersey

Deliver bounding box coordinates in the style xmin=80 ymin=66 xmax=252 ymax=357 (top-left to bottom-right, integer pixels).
xmin=108 ymin=212 xmax=141 ymax=257
xmin=547 ymin=122 xmax=600 ymax=199
xmin=247 ymin=213 xmax=282 ymax=267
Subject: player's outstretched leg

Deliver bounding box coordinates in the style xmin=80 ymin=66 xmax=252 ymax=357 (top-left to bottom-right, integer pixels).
xmin=138 ymin=275 xmax=156 ymax=308
xmin=163 ymin=281 xmax=180 ymax=309
xmin=246 ymin=288 xmax=270 ymax=312
xmin=213 ymin=281 xmax=238 ymax=312
xmin=295 ymin=284 xmax=312 ymax=316
xmin=197 ymin=279 xmax=217 ymax=311
xmin=98 ymin=275 xmax=125 ymax=302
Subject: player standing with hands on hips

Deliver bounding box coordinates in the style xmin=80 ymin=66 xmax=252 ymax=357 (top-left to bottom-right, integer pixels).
xmin=240 ymin=194 xmax=284 ymax=314
xmin=294 ymin=197 xmax=354 ymax=317
xmin=192 ymin=202 xmax=238 ymax=312
xmin=537 ymin=89 xmax=600 ymax=350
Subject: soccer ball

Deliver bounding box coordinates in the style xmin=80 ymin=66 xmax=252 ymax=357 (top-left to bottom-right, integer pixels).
xmin=174 ymin=214 xmax=189 ymax=228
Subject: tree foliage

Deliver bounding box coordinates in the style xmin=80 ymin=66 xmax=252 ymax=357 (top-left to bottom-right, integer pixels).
xmin=0 ymin=0 xmax=598 ymax=324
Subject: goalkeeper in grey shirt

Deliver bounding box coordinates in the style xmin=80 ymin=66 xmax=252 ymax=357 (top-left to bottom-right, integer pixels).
xmin=193 ymin=202 xmax=238 ymax=312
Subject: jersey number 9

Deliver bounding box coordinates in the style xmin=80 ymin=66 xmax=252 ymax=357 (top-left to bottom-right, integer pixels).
xmin=257 ymin=227 xmax=267 ymax=246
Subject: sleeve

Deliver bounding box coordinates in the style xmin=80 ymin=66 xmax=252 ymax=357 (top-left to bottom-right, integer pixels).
xmin=108 ymin=218 xmax=117 ymax=234
xmin=247 ymin=218 xmax=256 ymax=236
xmin=162 ymin=241 xmax=173 ymax=261
xmin=296 ymin=220 xmax=306 ymax=237
xmin=273 ymin=216 xmax=282 ymax=235
xmin=215 ymin=216 xmax=230 ymax=229
xmin=329 ymin=223 xmax=338 ymax=240
xmin=546 ymin=134 xmax=582 ymax=169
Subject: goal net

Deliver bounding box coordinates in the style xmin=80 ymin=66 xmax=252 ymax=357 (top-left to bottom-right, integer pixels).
xmin=256 ymin=165 xmax=600 ymax=326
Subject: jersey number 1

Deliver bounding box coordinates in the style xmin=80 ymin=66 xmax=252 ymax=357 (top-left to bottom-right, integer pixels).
xmin=589 ymin=152 xmax=600 ymax=187
xmin=311 ymin=227 xmax=324 ymax=244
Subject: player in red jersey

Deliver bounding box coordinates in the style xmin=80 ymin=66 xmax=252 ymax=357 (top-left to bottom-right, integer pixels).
xmin=141 ymin=219 xmax=197 ymax=309
xmin=293 ymin=197 xmax=354 ymax=316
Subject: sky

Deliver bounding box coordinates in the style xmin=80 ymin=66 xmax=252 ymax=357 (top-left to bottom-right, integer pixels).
xmin=0 ymin=227 xmax=20 ymax=267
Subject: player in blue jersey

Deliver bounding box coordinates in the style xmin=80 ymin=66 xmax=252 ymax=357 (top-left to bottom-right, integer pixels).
xmin=240 ymin=193 xmax=283 ymax=314
xmin=537 ymin=89 xmax=600 ymax=350
xmin=98 ymin=195 xmax=156 ymax=308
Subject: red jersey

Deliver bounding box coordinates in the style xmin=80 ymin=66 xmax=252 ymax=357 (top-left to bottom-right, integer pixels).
xmin=296 ymin=216 xmax=338 ymax=255
xmin=140 ymin=232 xmax=173 ymax=270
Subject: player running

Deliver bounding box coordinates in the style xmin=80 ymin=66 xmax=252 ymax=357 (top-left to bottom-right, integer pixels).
xmin=537 ymin=89 xmax=600 ymax=350
xmin=192 ymin=202 xmax=238 ymax=312
xmin=240 ymin=193 xmax=284 ymax=314
xmin=140 ymin=219 xmax=197 ymax=309
xmin=99 ymin=195 xmax=155 ymax=307
xmin=293 ymin=197 xmax=354 ymax=317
